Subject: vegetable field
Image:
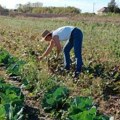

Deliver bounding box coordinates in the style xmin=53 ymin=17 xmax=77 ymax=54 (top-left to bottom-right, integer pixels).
xmin=0 ymin=15 xmax=120 ymax=120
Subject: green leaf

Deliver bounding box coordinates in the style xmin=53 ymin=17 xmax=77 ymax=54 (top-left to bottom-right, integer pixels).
xmin=94 ymin=114 xmax=109 ymax=120
xmin=7 ymin=60 xmax=26 ymax=76
xmin=6 ymin=90 xmax=19 ymax=101
xmin=0 ymin=49 xmax=10 ymax=65
xmin=0 ymin=104 xmax=6 ymax=119
xmin=42 ymin=86 xmax=69 ymax=111
xmin=69 ymin=96 xmax=93 ymax=114
xmin=6 ymin=56 xmax=18 ymax=68
xmin=68 ymin=107 xmax=97 ymax=120
xmin=69 ymin=111 xmax=92 ymax=120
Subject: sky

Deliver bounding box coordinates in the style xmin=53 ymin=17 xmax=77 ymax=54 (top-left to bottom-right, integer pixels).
xmin=0 ymin=0 xmax=120 ymax=13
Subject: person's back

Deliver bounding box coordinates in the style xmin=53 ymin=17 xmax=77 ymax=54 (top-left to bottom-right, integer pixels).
xmin=52 ymin=26 xmax=75 ymax=41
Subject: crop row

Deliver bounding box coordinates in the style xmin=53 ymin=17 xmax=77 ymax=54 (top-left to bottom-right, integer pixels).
xmin=0 ymin=77 xmax=24 ymax=120
xmin=0 ymin=48 xmax=39 ymax=92
xmin=0 ymin=48 xmax=112 ymax=120
xmin=42 ymin=86 xmax=110 ymax=120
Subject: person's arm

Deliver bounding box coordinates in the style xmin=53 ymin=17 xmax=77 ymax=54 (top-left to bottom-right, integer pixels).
xmin=53 ymin=35 xmax=62 ymax=58
xmin=38 ymin=40 xmax=54 ymax=60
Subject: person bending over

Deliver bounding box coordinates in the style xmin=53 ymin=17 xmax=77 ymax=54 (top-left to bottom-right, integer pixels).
xmin=38 ymin=26 xmax=83 ymax=78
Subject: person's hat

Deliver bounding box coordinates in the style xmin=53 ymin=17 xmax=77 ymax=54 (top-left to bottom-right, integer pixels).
xmin=41 ymin=30 xmax=51 ymax=41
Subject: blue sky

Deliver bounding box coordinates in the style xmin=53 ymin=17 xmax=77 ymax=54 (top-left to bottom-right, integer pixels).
xmin=0 ymin=0 xmax=120 ymax=13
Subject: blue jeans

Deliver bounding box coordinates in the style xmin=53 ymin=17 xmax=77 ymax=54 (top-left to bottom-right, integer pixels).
xmin=63 ymin=28 xmax=83 ymax=73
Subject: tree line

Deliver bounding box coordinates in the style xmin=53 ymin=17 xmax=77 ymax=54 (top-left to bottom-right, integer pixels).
xmin=17 ymin=5 xmax=81 ymax=14
xmin=16 ymin=0 xmax=120 ymax=14
xmin=0 ymin=0 xmax=120 ymax=16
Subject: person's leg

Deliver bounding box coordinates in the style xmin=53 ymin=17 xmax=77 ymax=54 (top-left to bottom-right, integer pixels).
xmin=73 ymin=28 xmax=83 ymax=74
xmin=63 ymin=38 xmax=73 ymax=70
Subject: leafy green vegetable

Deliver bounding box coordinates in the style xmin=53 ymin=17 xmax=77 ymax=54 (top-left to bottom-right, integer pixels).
xmin=42 ymin=86 xmax=69 ymax=111
xmin=0 ymin=77 xmax=5 ymax=83
xmin=4 ymin=103 xmax=24 ymax=120
xmin=6 ymin=55 xmax=18 ymax=68
xmin=0 ymin=80 xmax=24 ymax=120
xmin=0 ymin=104 xmax=6 ymax=120
xmin=67 ymin=97 xmax=109 ymax=120
xmin=68 ymin=107 xmax=97 ymax=120
xmin=68 ymin=96 xmax=93 ymax=115
xmin=7 ymin=60 xmax=26 ymax=76
xmin=0 ymin=49 xmax=10 ymax=65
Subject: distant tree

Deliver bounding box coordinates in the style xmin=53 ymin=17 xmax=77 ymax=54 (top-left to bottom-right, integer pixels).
xmin=108 ymin=0 xmax=120 ymax=13
xmin=17 ymin=2 xmax=43 ymax=13
xmin=32 ymin=7 xmax=81 ymax=14
xmin=16 ymin=2 xmax=81 ymax=14
xmin=16 ymin=4 xmax=24 ymax=12
xmin=66 ymin=6 xmax=81 ymax=14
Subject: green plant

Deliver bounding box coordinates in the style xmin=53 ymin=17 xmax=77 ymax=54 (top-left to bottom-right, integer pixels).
xmin=6 ymin=55 xmax=18 ymax=68
xmin=7 ymin=60 xmax=26 ymax=76
xmin=0 ymin=104 xmax=6 ymax=120
xmin=0 ymin=49 xmax=10 ymax=65
xmin=42 ymin=86 xmax=70 ymax=112
xmin=0 ymin=80 xmax=24 ymax=120
xmin=0 ymin=15 xmax=120 ymax=119
xmin=67 ymin=97 xmax=109 ymax=120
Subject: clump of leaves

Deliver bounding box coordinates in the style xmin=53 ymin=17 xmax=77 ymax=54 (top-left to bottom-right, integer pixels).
xmin=6 ymin=55 xmax=18 ymax=68
xmin=0 ymin=49 xmax=10 ymax=65
xmin=42 ymin=86 xmax=110 ymax=120
xmin=67 ymin=97 xmax=109 ymax=120
xmin=42 ymin=86 xmax=70 ymax=112
xmin=0 ymin=80 xmax=24 ymax=120
xmin=0 ymin=49 xmax=26 ymax=77
xmin=7 ymin=60 xmax=26 ymax=76
xmin=20 ymin=61 xmax=39 ymax=92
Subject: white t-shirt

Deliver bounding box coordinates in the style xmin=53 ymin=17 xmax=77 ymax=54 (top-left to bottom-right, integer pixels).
xmin=52 ymin=26 xmax=75 ymax=41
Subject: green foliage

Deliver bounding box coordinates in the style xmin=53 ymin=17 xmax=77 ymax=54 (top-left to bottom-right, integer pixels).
xmin=0 ymin=77 xmax=5 ymax=83
xmin=0 ymin=49 xmax=20 ymax=68
xmin=32 ymin=6 xmax=80 ymax=14
xmin=68 ymin=107 xmax=97 ymax=120
xmin=68 ymin=96 xmax=93 ymax=114
xmin=0 ymin=49 xmax=10 ymax=65
xmin=67 ymin=97 xmax=109 ymax=120
xmin=108 ymin=0 xmax=120 ymax=13
xmin=0 ymin=82 xmax=24 ymax=103
xmin=6 ymin=56 xmax=18 ymax=68
xmin=42 ymin=86 xmax=69 ymax=112
xmin=0 ymin=49 xmax=37 ymax=92
xmin=42 ymin=87 xmax=110 ymax=120
xmin=0 ymin=104 xmax=6 ymax=120
xmin=0 ymin=80 xmax=24 ymax=120
xmin=110 ymin=39 xmax=120 ymax=58
xmin=7 ymin=60 xmax=26 ymax=76
xmin=0 ymin=16 xmax=119 ymax=119
xmin=17 ymin=6 xmax=81 ymax=14
xmin=20 ymin=61 xmax=39 ymax=91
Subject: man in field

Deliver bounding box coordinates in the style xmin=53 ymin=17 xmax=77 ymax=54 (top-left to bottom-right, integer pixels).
xmin=38 ymin=26 xmax=83 ymax=78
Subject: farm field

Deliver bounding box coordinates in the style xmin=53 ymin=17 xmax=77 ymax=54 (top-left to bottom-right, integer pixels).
xmin=0 ymin=15 xmax=120 ymax=120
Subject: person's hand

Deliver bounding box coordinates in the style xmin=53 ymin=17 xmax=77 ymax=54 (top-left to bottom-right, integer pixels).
xmin=37 ymin=56 xmax=43 ymax=61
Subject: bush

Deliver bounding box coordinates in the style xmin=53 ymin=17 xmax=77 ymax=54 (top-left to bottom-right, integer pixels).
xmin=42 ymin=86 xmax=70 ymax=112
